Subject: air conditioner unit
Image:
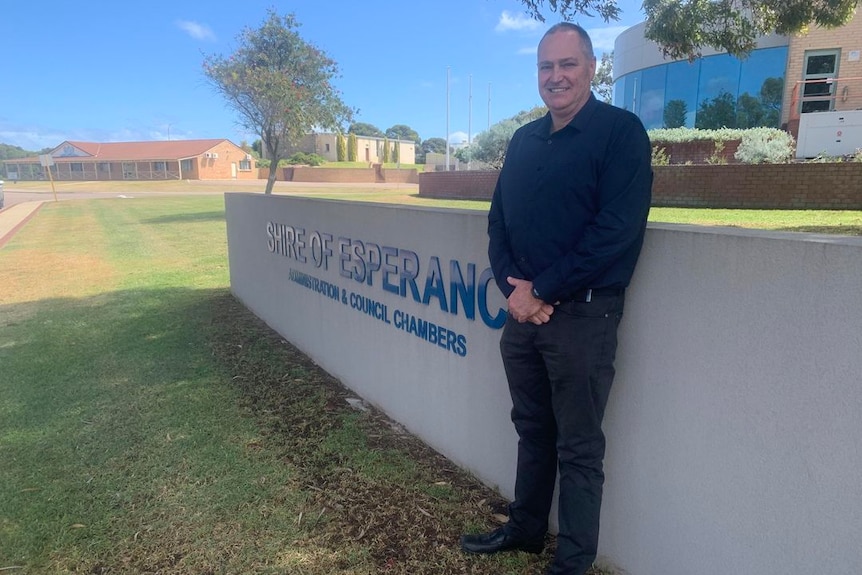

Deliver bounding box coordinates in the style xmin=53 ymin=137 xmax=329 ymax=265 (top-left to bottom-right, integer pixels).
xmin=204 ymin=152 xmax=212 ymax=158
xmin=245 ymin=154 xmax=252 ymax=160
xmin=211 ymin=153 xmax=218 ymax=159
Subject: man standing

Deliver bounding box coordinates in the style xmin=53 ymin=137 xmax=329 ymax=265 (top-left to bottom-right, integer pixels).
xmin=460 ymin=23 xmax=652 ymax=575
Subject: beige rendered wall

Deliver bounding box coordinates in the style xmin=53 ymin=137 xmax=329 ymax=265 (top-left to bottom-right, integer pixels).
xmin=783 ymin=10 xmax=862 ymax=125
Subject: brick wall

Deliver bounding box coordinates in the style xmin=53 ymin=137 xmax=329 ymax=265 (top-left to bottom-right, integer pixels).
xmin=257 ymin=167 xmax=420 ymax=184
xmin=652 ymin=140 xmax=742 ymax=164
xmin=419 ymin=164 xmax=862 ymax=210
xmin=417 ymin=171 xmax=499 ymax=200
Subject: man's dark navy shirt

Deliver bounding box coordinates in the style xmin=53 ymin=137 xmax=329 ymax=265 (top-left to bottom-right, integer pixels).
xmin=488 ymin=93 xmax=653 ymax=303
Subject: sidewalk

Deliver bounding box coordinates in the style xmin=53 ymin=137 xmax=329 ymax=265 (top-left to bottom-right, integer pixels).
xmin=0 ymin=201 xmax=45 ymax=249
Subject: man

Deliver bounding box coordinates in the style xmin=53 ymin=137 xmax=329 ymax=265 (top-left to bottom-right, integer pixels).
xmin=460 ymin=23 xmax=652 ymax=574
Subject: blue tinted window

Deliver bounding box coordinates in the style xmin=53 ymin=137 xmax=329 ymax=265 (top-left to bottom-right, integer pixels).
xmin=665 ymin=60 xmax=700 ymax=127
xmin=639 ymin=66 xmax=667 ymax=129
xmin=614 ymin=46 xmax=788 ymax=129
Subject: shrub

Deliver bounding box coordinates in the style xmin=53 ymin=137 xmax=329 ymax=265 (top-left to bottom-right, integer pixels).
xmin=733 ymin=128 xmax=795 ymax=164
xmin=651 ymin=146 xmax=670 ymax=166
xmin=285 ymin=152 xmax=326 ymax=166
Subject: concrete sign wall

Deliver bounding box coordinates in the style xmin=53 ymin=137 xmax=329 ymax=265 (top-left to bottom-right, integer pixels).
xmin=225 ymin=193 xmax=519 ymax=498
xmin=226 ymin=193 xmax=862 ymax=575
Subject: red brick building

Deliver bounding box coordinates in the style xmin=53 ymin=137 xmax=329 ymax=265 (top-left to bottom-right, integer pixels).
xmin=3 ymin=139 xmax=257 ymax=181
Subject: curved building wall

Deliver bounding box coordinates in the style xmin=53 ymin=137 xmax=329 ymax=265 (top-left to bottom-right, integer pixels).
xmin=614 ymin=23 xmax=790 ymax=130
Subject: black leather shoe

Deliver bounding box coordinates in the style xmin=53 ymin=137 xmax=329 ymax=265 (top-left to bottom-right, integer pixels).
xmin=460 ymin=527 xmax=544 ymax=555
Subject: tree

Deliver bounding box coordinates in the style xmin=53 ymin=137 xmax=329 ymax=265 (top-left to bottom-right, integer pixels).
xmin=348 ymin=132 xmax=358 ymax=162
xmin=203 ymin=10 xmax=353 ymax=194
xmin=591 ymin=52 xmax=613 ymax=104
xmin=349 ymin=122 xmax=385 ymax=138
xmin=514 ymin=0 xmax=858 ymax=58
xmin=336 ymin=133 xmax=347 ymax=161
xmin=663 ymin=99 xmax=688 ymax=128
xmin=417 ymin=137 xmax=448 ymax=164
xmin=456 ymin=106 xmax=547 ymax=169
xmin=695 ymin=91 xmax=737 ymax=129
xmin=393 ymin=141 xmax=400 ymax=164
xmin=385 ymin=124 xmax=421 ymax=144
xmin=382 ymin=137 xmax=390 ymax=163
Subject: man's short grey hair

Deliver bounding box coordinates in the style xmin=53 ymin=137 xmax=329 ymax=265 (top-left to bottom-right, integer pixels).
xmin=540 ymin=22 xmax=595 ymax=59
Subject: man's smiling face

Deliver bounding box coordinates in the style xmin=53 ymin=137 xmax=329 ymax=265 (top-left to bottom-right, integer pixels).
xmin=537 ymin=29 xmax=597 ymax=129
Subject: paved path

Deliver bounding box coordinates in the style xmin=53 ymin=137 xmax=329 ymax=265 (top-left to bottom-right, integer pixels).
xmin=0 ymin=200 xmax=45 ymax=249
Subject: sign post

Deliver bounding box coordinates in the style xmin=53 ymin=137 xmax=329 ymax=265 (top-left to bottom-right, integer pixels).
xmin=38 ymin=154 xmax=58 ymax=201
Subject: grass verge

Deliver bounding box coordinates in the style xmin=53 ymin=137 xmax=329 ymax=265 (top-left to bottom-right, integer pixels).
xmin=0 ymin=196 xmax=567 ymax=574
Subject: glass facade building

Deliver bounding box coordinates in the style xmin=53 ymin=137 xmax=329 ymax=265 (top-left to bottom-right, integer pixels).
xmin=613 ymin=24 xmax=790 ymax=130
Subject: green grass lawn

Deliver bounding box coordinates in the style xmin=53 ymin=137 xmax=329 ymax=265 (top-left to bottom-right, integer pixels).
xmin=0 ymin=196 xmax=556 ymax=574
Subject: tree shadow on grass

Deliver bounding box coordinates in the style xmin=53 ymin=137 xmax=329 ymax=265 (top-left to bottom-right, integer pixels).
xmin=776 ymin=225 xmax=862 ymax=236
xmin=0 ymin=287 xmax=549 ymax=575
xmin=141 ymin=211 xmax=226 ymax=225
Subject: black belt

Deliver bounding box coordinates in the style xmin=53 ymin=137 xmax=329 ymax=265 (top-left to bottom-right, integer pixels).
xmin=560 ymin=287 xmax=623 ymax=303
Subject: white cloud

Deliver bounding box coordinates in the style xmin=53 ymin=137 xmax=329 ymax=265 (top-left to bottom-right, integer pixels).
xmin=448 ymin=131 xmax=470 ymax=146
xmin=586 ymin=25 xmax=628 ymax=54
xmin=517 ymin=46 xmax=537 ymax=56
xmin=496 ymin=10 xmax=541 ymax=33
xmin=176 ymin=20 xmax=216 ymax=42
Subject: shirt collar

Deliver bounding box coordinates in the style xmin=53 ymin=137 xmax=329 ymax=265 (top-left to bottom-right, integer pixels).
xmin=528 ymin=93 xmax=599 ymax=138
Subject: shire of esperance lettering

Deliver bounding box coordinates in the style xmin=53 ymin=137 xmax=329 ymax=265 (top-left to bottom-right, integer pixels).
xmin=393 ymin=310 xmax=467 ymax=357
xmin=267 ymin=221 xmax=507 ymax=330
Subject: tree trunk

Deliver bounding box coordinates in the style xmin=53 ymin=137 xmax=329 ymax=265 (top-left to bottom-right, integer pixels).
xmin=265 ymin=165 xmax=277 ymax=194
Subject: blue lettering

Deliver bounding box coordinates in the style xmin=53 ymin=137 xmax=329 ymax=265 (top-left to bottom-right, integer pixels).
xmin=421 ymin=256 xmax=448 ymax=312
xmin=364 ymin=243 xmax=381 ymax=287
xmin=381 ymin=246 xmax=400 ymax=295
xmin=400 ymin=249 xmax=421 ymax=302
xmin=478 ymin=266 xmax=506 ymax=329
xmin=449 ymin=260 xmax=475 ymax=320
xmin=310 ymin=231 xmax=333 ymax=269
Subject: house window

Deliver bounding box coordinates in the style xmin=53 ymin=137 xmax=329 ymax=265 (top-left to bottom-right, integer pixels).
xmin=801 ymin=49 xmax=840 ymax=113
xmin=153 ymin=161 xmax=166 ymax=171
xmin=98 ymin=162 xmax=110 ymax=172
xmin=325 ymin=143 xmax=331 ymax=152
xmin=239 ymin=159 xmax=252 ymax=170
xmin=71 ymin=163 xmax=83 ymax=172
xmin=181 ymin=159 xmax=193 ymax=171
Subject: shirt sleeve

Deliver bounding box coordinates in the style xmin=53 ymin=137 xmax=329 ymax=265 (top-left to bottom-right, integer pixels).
xmin=531 ymin=114 xmax=653 ymax=302
xmin=487 ymin=136 xmax=522 ymax=299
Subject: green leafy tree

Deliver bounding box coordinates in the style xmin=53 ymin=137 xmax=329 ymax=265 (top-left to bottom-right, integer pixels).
xmin=514 ymin=0 xmax=858 ymax=58
xmin=695 ymin=91 xmax=737 ymax=129
xmin=347 ymin=132 xmax=358 ymax=162
xmin=203 ymin=10 xmax=353 ymax=194
xmin=382 ymin=137 xmax=390 ymax=163
xmin=336 ymin=133 xmax=346 ymax=161
xmin=393 ymin=141 xmax=400 ymax=164
xmin=591 ymin=51 xmax=613 ymax=104
xmin=349 ymin=122 xmax=385 ymax=138
xmin=663 ymin=99 xmax=688 ymax=128
xmin=456 ymin=105 xmax=548 ymax=169
xmin=417 ymin=137 xmax=447 ymax=164
xmin=385 ymin=124 xmax=421 ymax=144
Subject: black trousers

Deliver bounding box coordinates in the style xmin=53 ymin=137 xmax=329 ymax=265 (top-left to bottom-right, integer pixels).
xmin=500 ymin=293 xmax=624 ymax=575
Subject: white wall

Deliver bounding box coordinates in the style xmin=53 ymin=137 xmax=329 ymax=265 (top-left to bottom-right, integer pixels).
xmin=226 ymin=194 xmax=862 ymax=575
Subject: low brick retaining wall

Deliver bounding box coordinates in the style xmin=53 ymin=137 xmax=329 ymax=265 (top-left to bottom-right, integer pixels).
xmin=419 ymin=163 xmax=862 ymax=210
xmin=258 ymin=167 xmax=420 ymax=184
xmin=652 ymin=139 xmax=742 ymax=165
xmin=417 ymin=171 xmax=499 ymax=200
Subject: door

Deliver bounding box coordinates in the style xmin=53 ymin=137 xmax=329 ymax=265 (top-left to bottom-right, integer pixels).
xmin=231 ymin=163 xmax=237 ymax=179
xmin=801 ymin=49 xmax=840 ymax=113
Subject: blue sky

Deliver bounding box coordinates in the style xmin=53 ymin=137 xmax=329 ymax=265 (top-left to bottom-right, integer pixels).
xmin=1 ymin=0 xmax=645 ymax=151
